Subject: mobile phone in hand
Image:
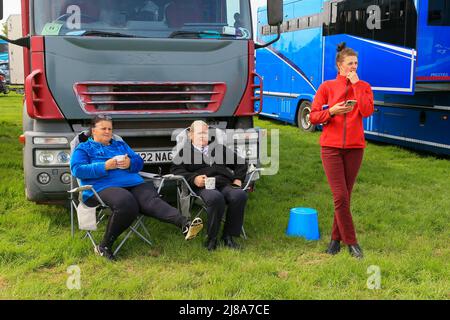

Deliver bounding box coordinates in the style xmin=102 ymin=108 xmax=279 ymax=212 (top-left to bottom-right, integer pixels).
xmin=345 ymin=100 xmax=357 ymax=107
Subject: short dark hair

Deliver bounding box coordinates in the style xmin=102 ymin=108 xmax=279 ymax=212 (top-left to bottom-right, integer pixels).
xmin=90 ymin=115 xmax=113 ymax=135
xmin=91 ymin=114 xmax=112 ymax=128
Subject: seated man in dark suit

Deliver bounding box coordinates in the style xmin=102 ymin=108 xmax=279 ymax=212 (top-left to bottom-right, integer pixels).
xmin=170 ymin=120 xmax=248 ymax=251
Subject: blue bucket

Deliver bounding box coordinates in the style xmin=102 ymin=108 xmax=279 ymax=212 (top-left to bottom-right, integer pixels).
xmin=286 ymin=207 xmax=320 ymax=240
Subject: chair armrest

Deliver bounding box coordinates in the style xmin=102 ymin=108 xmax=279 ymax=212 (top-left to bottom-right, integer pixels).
xmin=138 ymin=171 xmax=161 ymax=180
xmin=161 ymin=174 xmax=186 ymax=180
xmin=160 ymin=174 xmax=199 ymax=196
xmin=68 ymin=184 xmax=106 ymax=207
xmin=68 ymin=185 xmax=93 ymax=193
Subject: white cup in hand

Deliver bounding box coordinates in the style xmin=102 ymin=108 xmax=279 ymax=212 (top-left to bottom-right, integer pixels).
xmin=113 ymin=155 xmax=125 ymax=162
xmin=113 ymin=155 xmax=126 ymax=169
xmin=205 ymin=177 xmax=216 ymax=190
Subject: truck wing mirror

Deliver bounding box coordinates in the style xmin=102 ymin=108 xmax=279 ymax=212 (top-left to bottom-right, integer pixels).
xmin=267 ymin=0 xmax=283 ymax=26
xmin=255 ymin=0 xmax=283 ymax=49
xmin=0 ymin=35 xmax=30 ymax=49
xmin=0 ymin=1 xmax=30 ymax=49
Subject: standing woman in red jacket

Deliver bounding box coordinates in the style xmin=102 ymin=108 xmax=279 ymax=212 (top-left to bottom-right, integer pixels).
xmin=310 ymin=43 xmax=374 ymax=259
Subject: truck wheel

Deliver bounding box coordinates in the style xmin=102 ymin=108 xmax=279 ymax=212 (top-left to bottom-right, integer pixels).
xmin=297 ymin=101 xmax=316 ymax=132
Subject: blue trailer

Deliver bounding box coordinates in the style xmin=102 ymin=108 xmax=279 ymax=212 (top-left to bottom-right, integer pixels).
xmin=256 ymin=0 xmax=450 ymax=155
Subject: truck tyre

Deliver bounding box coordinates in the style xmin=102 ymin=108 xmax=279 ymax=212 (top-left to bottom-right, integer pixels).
xmin=297 ymin=101 xmax=316 ymax=132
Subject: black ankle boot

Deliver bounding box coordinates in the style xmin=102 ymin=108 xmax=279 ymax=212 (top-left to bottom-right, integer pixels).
xmin=348 ymin=244 xmax=363 ymax=259
xmin=221 ymin=235 xmax=241 ymax=250
xmin=325 ymin=240 xmax=341 ymax=255
xmin=204 ymin=237 xmax=218 ymax=251
xmin=94 ymin=245 xmax=116 ymax=261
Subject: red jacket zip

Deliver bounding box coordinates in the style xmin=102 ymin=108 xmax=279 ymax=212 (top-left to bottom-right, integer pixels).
xmin=343 ymin=113 xmax=347 ymax=148
xmin=342 ymin=79 xmax=349 ymax=148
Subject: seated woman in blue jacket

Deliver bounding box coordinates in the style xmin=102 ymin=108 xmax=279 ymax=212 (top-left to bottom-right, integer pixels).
xmin=70 ymin=115 xmax=203 ymax=260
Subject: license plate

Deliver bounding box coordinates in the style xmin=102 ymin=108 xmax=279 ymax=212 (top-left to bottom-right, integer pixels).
xmin=137 ymin=151 xmax=174 ymax=163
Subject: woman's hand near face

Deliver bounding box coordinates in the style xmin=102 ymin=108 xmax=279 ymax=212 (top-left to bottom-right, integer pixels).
xmin=329 ymin=101 xmax=353 ymax=116
xmin=347 ymin=71 xmax=360 ymax=84
xmin=105 ymin=158 xmax=118 ymax=170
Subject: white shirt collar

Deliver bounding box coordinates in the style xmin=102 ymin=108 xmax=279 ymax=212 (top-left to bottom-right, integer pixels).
xmin=193 ymin=144 xmax=208 ymax=154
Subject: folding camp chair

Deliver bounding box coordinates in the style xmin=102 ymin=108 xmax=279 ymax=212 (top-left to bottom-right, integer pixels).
xmin=68 ymin=131 xmax=157 ymax=256
xmin=162 ymin=168 xmax=262 ymax=239
xmin=169 ymin=127 xmax=263 ymax=239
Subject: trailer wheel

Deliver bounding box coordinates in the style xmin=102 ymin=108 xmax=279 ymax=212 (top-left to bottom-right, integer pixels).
xmin=297 ymin=101 xmax=316 ymax=132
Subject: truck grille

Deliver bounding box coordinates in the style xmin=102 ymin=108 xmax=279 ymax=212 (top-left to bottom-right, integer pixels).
xmin=73 ymin=82 xmax=226 ymax=114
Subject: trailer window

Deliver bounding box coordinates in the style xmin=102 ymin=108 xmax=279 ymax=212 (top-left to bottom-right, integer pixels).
xmin=428 ymin=0 xmax=450 ymax=26
xmin=324 ymin=0 xmax=417 ymax=49
xmin=33 ymin=0 xmax=252 ymax=39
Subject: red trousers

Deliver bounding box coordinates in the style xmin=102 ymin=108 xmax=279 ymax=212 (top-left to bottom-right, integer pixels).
xmin=321 ymin=147 xmax=364 ymax=245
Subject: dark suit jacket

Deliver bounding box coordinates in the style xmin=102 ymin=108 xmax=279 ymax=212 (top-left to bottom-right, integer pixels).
xmin=170 ymin=143 xmax=247 ymax=189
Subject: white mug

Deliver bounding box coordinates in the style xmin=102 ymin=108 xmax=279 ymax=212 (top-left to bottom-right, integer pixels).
xmin=113 ymin=155 xmax=125 ymax=162
xmin=205 ymin=177 xmax=216 ymax=190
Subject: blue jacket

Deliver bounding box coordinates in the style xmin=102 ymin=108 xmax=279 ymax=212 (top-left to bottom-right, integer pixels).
xmin=70 ymin=138 xmax=144 ymax=202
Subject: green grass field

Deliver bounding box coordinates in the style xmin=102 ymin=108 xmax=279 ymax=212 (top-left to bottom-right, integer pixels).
xmin=0 ymin=92 xmax=448 ymax=299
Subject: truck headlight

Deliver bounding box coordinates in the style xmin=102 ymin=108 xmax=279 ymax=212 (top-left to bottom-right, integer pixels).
xmin=57 ymin=151 xmax=70 ymax=164
xmin=35 ymin=150 xmax=70 ymax=166
xmin=38 ymin=152 xmax=54 ymax=164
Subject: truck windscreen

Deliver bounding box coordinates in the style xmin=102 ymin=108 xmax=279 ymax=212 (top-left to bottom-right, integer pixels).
xmin=33 ymin=0 xmax=252 ymax=39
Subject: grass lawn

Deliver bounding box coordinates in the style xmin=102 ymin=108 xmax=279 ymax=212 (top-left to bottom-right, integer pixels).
xmin=0 ymin=92 xmax=448 ymax=299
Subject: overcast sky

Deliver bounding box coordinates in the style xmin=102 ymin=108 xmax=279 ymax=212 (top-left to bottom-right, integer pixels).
xmin=1 ymin=0 xmax=267 ymax=28
xmin=251 ymin=0 xmax=266 ymax=31
xmin=1 ymin=0 xmax=21 ymax=24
